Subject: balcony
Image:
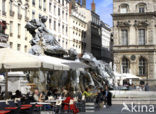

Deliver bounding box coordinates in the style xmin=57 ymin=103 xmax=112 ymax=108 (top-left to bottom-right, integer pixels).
xmin=10 ymin=10 xmax=15 ymax=17
xmin=18 ymin=14 xmax=22 ymax=20
xmin=25 ymin=16 xmax=29 ymax=22
xmin=2 ymin=11 xmax=6 ymax=16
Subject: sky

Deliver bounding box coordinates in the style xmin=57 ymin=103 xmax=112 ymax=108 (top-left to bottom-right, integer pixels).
xmin=86 ymin=0 xmax=113 ymax=27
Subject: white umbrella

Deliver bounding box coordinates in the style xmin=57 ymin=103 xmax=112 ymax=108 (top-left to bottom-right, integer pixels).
xmin=0 ymin=48 xmax=70 ymax=98
xmin=0 ymin=75 xmax=4 ymax=82
xmin=38 ymin=55 xmax=70 ymax=71
xmin=0 ymin=48 xmax=41 ymax=70
xmin=38 ymin=56 xmax=88 ymax=70
xmin=62 ymin=61 xmax=89 ymax=70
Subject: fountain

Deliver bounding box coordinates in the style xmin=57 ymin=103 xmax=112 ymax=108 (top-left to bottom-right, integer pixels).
xmin=25 ymin=15 xmax=115 ymax=92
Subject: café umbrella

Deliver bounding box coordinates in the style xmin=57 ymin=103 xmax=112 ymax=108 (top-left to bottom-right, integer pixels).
xmin=0 ymin=48 xmax=69 ymax=98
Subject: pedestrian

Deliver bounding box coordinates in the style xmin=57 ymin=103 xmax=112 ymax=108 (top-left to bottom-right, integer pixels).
xmin=96 ymin=88 xmax=104 ymax=109
xmin=145 ymin=83 xmax=149 ymax=91
xmin=103 ymin=85 xmax=112 ymax=107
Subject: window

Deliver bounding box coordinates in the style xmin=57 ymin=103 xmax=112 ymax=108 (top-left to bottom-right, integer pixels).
xmin=138 ymin=3 xmax=146 ymax=13
xmin=58 ymin=8 xmax=60 ymax=16
xmin=32 ymin=11 xmax=35 ymax=19
xmin=10 ymin=21 xmax=13 ymax=34
xmin=54 ymin=5 xmax=56 ymax=15
xmin=139 ymin=5 xmax=145 ymax=13
xmin=25 ymin=8 xmax=27 ymax=17
xmin=122 ymin=57 xmax=129 ymax=73
xmin=10 ymin=1 xmax=13 ymax=11
xmin=62 ymin=25 xmax=64 ymax=34
xmin=121 ymin=29 xmax=128 ymax=45
xmin=24 ymin=45 xmax=27 ymax=52
xmin=43 ymin=0 xmax=46 ymax=11
xmin=62 ymin=0 xmax=64 ymax=6
xmin=54 ymin=21 xmax=56 ymax=31
xmin=66 ymin=13 xmax=68 ymax=21
xmin=49 ymin=3 xmax=52 ymax=12
xmin=39 ymin=0 xmax=42 ymax=9
xmin=17 ymin=44 xmax=21 ymax=51
xmin=25 ymin=29 xmax=27 ymax=40
xmin=49 ymin=19 xmax=51 ymax=29
xmin=62 ymin=11 xmax=64 ymax=19
xmin=32 ymin=0 xmax=35 ymax=6
xmin=138 ymin=29 xmax=145 ymax=45
xmin=58 ymin=23 xmax=60 ymax=32
xmin=120 ymin=4 xmax=128 ymax=13
xmin=139 ymin=57 xmax=147 ymax=75
xmin=18 ymin=24 xmax=21 ymax=36
xmin=10 ymin=42 xmax=13 ymax=48
xmin=18 ymin=4 xmax=21 ymax=14
xmin=66 ymin=27 xmax=68 ymax=35
xmin=2 ymin=0 xmax=6 ymax=13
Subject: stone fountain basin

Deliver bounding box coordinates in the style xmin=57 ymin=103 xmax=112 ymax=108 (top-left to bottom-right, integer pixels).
xmin=111 ymin=90 xmax=156 ymax=104
xmin=111 ymin=90 xmax=156 ymax=98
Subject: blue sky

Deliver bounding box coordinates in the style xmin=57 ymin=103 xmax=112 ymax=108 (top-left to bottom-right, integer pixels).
xmin=86 ymin=0 xmax=113 ymax=27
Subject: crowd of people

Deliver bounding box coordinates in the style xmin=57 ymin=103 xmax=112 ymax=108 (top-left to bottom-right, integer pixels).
xmin=0 ymin=85 xmax=112 ymax=114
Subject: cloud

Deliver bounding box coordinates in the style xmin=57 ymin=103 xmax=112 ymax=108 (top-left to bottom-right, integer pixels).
xmin=96 ymin=0 xmax=113 ymax=26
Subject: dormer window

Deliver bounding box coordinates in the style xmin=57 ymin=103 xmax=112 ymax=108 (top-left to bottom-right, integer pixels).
xmin=120 ymin=4 xmax=129 ymax=13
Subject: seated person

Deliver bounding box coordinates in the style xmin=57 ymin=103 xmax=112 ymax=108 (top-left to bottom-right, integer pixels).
xmin=33 ymin=89 xmax=42 ymax=102
xmin=62 ymin=91 xmax=79 ymax=114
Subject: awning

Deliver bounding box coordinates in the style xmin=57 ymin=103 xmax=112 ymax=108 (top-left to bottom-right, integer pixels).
xmin=0 ymin=48 xmax=41 ymax=71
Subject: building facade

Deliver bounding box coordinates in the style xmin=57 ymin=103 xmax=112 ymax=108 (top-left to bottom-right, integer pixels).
xmin=0 ymin=0 xmax=69 ymax=52
xmin=113 ymin=0 xmax=156 ymax=82
xmin=48 ymin=0 xmax=69 ymax=51
xmin=69 ymin=1 xmax=90 ymax=54
xmin=101 ymin=21 xmax=112 ymax=63
xmin=0 ymin=0 xmax=49 ymax=52
xmin=90 ymin=0 xmax=101 ymax=60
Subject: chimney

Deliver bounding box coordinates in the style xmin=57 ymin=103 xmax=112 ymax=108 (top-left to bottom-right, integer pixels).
xmin=82 ymin=0 xmax=86 ymax=8
xmin=69 ymin=0 xmax=76 ymax=14
xmin=91 ymin=0 xmax=96 ymax=12
xmin=78 ymin=0 xmax=81 ymax=5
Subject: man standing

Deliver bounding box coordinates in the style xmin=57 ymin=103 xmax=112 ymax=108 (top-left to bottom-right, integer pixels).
xmin=103 ymin=85 xmax=112 ymax=107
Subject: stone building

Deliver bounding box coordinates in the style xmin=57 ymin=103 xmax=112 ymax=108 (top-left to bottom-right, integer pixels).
xmin=0 ymin=0 xmax=69 ymax=52
xmin=69 ymin=0 xmax=91 ymax=54
xmin=0 ymin=0 xmax=49 ymax=52
xmin=112 ymin=0 xmax=156 ymax=83
xmin=48 ymin=0 xmax=69 ymax=51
